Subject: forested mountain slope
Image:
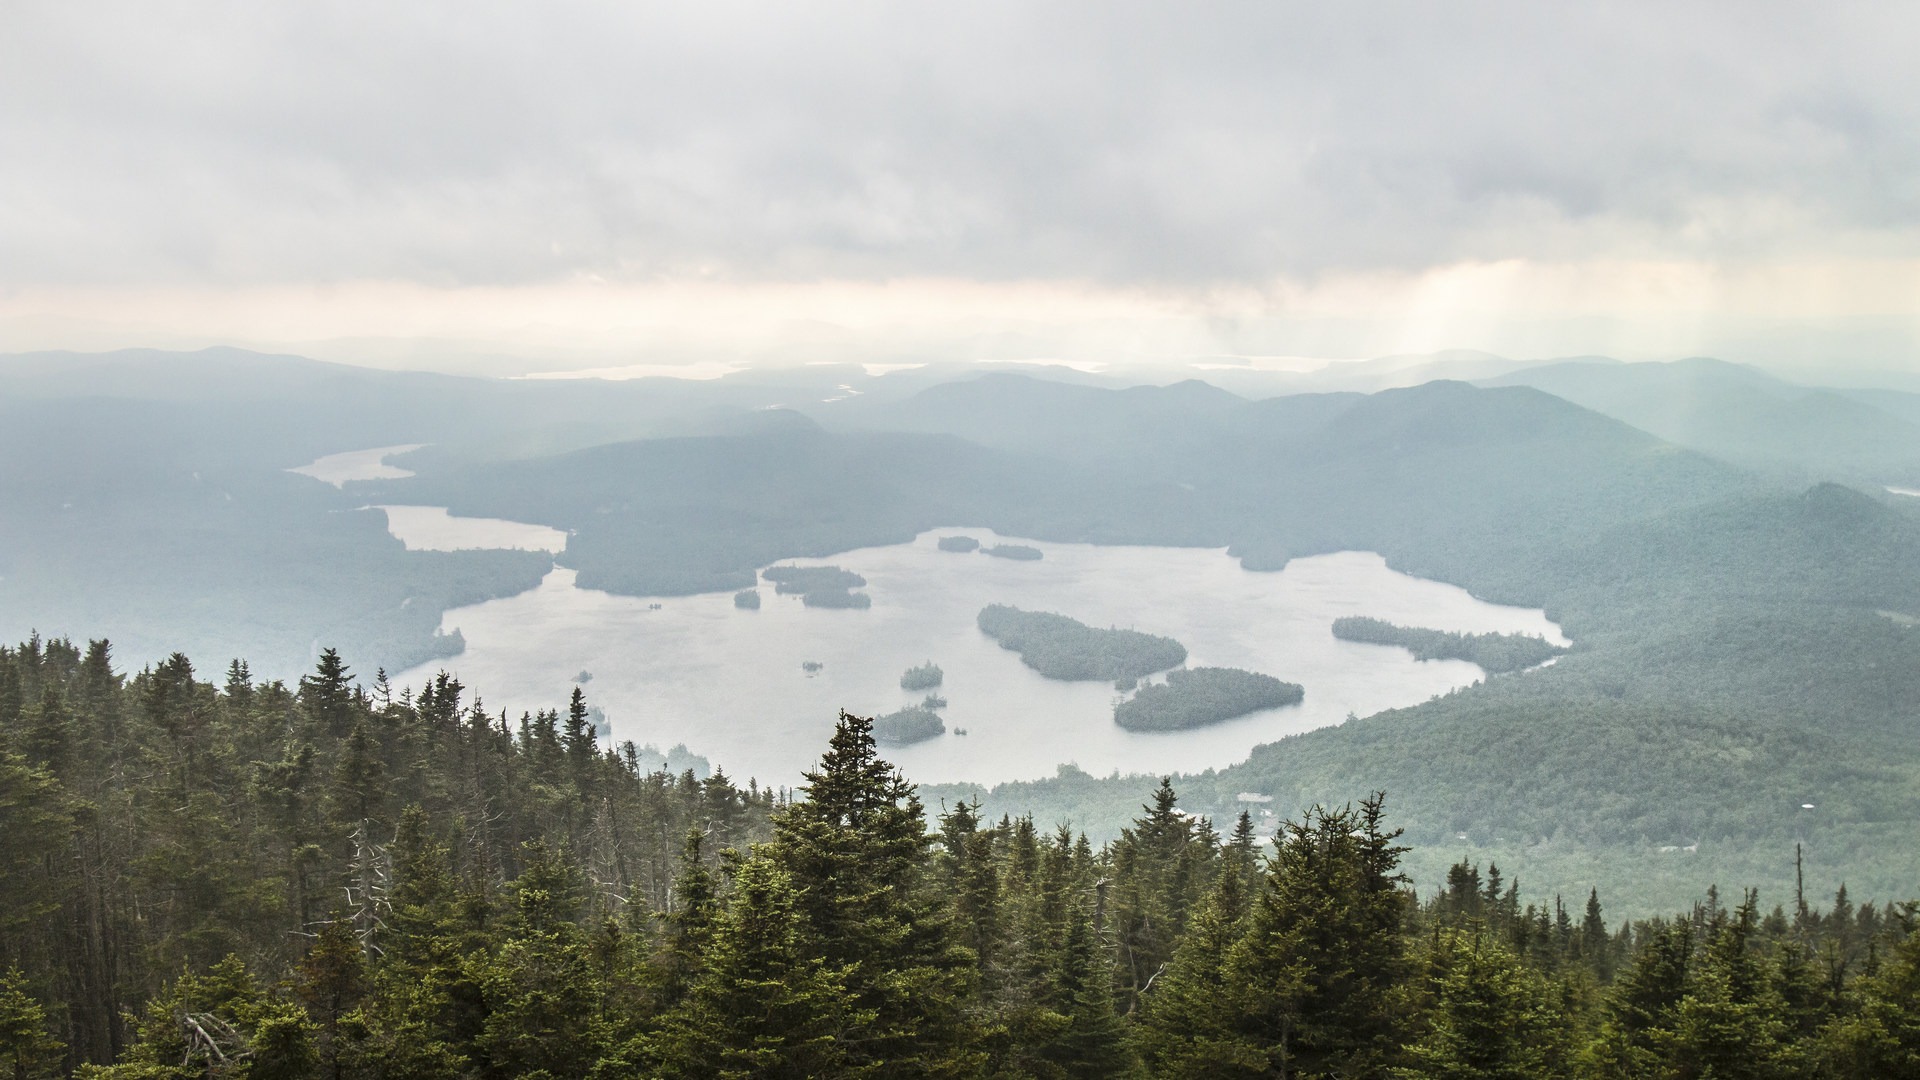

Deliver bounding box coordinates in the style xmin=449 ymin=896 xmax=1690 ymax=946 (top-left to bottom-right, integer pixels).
xmin=931 ymin=482 xmax=1920 ymax=909
xmin=393 ymin=379 xmax=1753 ymax=608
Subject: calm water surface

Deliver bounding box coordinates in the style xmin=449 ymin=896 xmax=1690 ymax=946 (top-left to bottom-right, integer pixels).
xmin=395 ymin=529 xmax=1566 ymax=787
xmin=289 ymin=444 xmax=426 ymax=487
xmin=374 ymin=505 xmax=567 ymax=552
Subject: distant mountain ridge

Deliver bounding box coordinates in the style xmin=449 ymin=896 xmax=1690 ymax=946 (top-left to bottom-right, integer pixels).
xmin=1485 ymin=356 xmax=1920 ymax=485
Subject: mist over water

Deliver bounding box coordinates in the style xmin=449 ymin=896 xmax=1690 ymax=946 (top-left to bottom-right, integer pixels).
xmin=394 ymin=529 xmax=1565 ymax=787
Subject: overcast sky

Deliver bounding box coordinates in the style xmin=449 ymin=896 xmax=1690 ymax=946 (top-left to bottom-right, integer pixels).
xmin=5 ymin=2 xmax=1920 ymax=375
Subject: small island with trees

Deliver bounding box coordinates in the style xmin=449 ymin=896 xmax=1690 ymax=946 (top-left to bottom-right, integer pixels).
xmin=982 ymin=543 xmax=1043 ymax=561
xmin=977 ymin=604 xmax=1187 ymax=681
xmin=937 ymin=535 xmax=980 ymax=552
xmin=900 ymin=661 xmax=944 ymax=690
xmin=1113 ymin=666 xmax=1304 ymax=731
xmin=732 ymin=588 xmax=761 ymax=609
xmin=762 ymin=565 xmax=872 ymax=608
xmin=1331 ymin=616 xmax=1565 ymax=673
xmin=871 ymin=704 xmax=945 ymax=745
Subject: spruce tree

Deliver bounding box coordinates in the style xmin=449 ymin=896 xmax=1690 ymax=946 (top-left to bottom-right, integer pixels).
xmin=1821 ymin=911 xmax=1920 ymax=1077
xmin=0 ymin=969 xmax=64 ymax=1080
xmin=1394 ymin=930 xmax=1572 ymax=1080
xmin=647 ymin=854 xmax=867 ymax=1079
xmin=563 ymin=688 xmax=595 ymax=773
xmin=1134 ymin=862 xmax=1265 ymax=1078
xmin=1224 ymin=797 xmax=1410 ymax=1077
xmin=770 ymin=711 xmax=976 ymax=1078
xmin=1583 ymin=920 xmax=1692 ymax=1075
xmin=473 ymin=845 xmax=609 ymax=1079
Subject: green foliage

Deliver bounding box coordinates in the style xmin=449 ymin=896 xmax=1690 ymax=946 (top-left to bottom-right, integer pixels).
xmin=5 ymin=633 xmax=1918 ymax=1079
xmin=644 ymin=854 xmax=866 ymax=1078
xmin=761 ymin=564 xmax=870 ymax=609
xmin=1331 ymin=616 xmax=1565 ymax=674
xmin=770 ymin=711 xmax=978 ymax=1077
xmin=1112 ymin=667 xmax=1304 ymax=731
xmin=976 ymin=605 xmax=1187 ymax=682
xmin=981 ymin=544 xmax=1043 ymax=561
xmin=935 ymin=536 xmax=979 ymax=553
xmin=1394 ymin=931 xmax=1572 ymax=1079
xmin=872 ymin=705 xmax=946 ymax=746
xmin=0 ymin=969 xmax=64 ymax=1080
xmin=730 ymin=588 xmax=760 ymax=610
xmin=900 ymin=662 xmax=945 ymax=691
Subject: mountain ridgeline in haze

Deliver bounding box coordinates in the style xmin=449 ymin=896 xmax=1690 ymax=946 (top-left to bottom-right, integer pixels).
xmin=0 ymin=647 xmax=1914 ymax=1078
xmin=6 ymin=348 xmax=1920 ymax=911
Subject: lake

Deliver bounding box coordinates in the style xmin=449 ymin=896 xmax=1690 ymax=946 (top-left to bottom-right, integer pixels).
xmin=288 ymin=444 xmax=426 ymax=486
xmin=374 ymin=505 xmax=568 ymax=552
xmin=391 ymin=526 xmax=1567 ymax=788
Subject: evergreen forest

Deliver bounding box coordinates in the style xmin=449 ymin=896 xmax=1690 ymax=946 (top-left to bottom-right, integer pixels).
xmin=1 ymin=637 xmax=1915 ymax=1078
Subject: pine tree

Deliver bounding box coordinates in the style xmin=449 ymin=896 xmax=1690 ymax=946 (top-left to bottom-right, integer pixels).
xmin=1394 ymin=930 xmax=1572 ymax=1080
xmin=302 ymin=649 xmax=356 ymax=740
xmin=1224 ymin=796 xmax=1410 ymax=1077
xmin=0 ymin=969 xmax=64 ymax=1080
xmin=647 ymin=854 xmax=866 ymax=1079
xmin=328 ymin=718 xmax=386 ymax=829
xmin=1821 ymin=911 xmax=1920 ymax=1077
xmin=1108 ymin=778 xmax=1203 ymax=1013
xmin=1134 ymin=863 xmax=1265 ymax=1078
xmin=1666 ymin=895 xmax=1791 ymax=1079
xmin=1031 ymin=900 xmax=1137 ymax=1078
xmin=22 ymin=686 xmax=71 ymax=778
xmin=769 ymin=711 xmax=976 ymax=1078
xmin=1583 ymin=920 xmax=1692 ymax=1075
xmin=652 ymin=829 xmax=719 ymax=1010
xmin=563 ymin=688 xmax=595 ymax=773
xmin=472 ymin=844 xmax=609 ymax=1079
xmin=294 ymin=920 xmax=365 ymax=1080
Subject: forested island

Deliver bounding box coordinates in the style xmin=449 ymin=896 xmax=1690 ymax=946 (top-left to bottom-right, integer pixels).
xmin=936 ymin=535 xmax=980 ymax=552
xmin=871 ymin=703 xmax=946 ymax=744
xmin=1332 ymin=615 xmax=1566 ymax=673
xmin=976 ymin=604 xmax=1188 ymax=681
xmin=0 ymin=638 xmax=1912 ymax=1078
xmin=899 ymin=661 xmax=944 ymax=690
xmin=1113 ymin=666 xmax=1305 ymax=731
xmin=761 ymin=564 xmax=871 ymax=608
xmin=731 ymin=588 xmax=760 ymax=609
xmin=982 ymin=543 xmax=1043 ymax=561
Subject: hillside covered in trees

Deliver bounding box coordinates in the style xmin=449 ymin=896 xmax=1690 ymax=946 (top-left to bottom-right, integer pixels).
xmin=1 ymin=639 xmax=1916 ymax=1077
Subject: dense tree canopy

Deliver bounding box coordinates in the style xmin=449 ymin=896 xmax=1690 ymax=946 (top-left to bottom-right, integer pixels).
xmin=0 ymin=636 xmax=1912 ymax=1078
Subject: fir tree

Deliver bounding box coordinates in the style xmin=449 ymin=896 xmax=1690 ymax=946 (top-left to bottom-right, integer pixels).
xmin=1821 ymin=911 xmax=1920 ymax=1077
xmin=0 ymin=969 xmax=63 ymax=1080
xmin=1394 ymin=930 xmax=1571 ymax=1080
xmin=1133 ymin=863 xmax=1265 ymax=1078
xmin=770 ymin=712 xmax=976 ymax=1078
xmin=1225 ymin=796 xmax=1410 ymax=1077
xmin=647 ymin=854 xmax=866 ymax=1079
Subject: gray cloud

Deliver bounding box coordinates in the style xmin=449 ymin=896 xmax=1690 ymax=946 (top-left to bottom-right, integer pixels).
xmin=4 ymin=1 xmax=1918 ymax=288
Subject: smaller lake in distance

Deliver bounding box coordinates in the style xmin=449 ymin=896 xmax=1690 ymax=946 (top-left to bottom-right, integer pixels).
xmin=374 ymin=505 xmax=568 ymax=552
xmin=289 ymin=444 xmax=426 ymax=487
xmin=395 ymin=528 xmax=1567 ymax=788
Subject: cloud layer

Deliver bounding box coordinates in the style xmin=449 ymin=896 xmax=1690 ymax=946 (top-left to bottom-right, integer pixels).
xmin=7 ymin=1 xmax=1919 ymax=290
